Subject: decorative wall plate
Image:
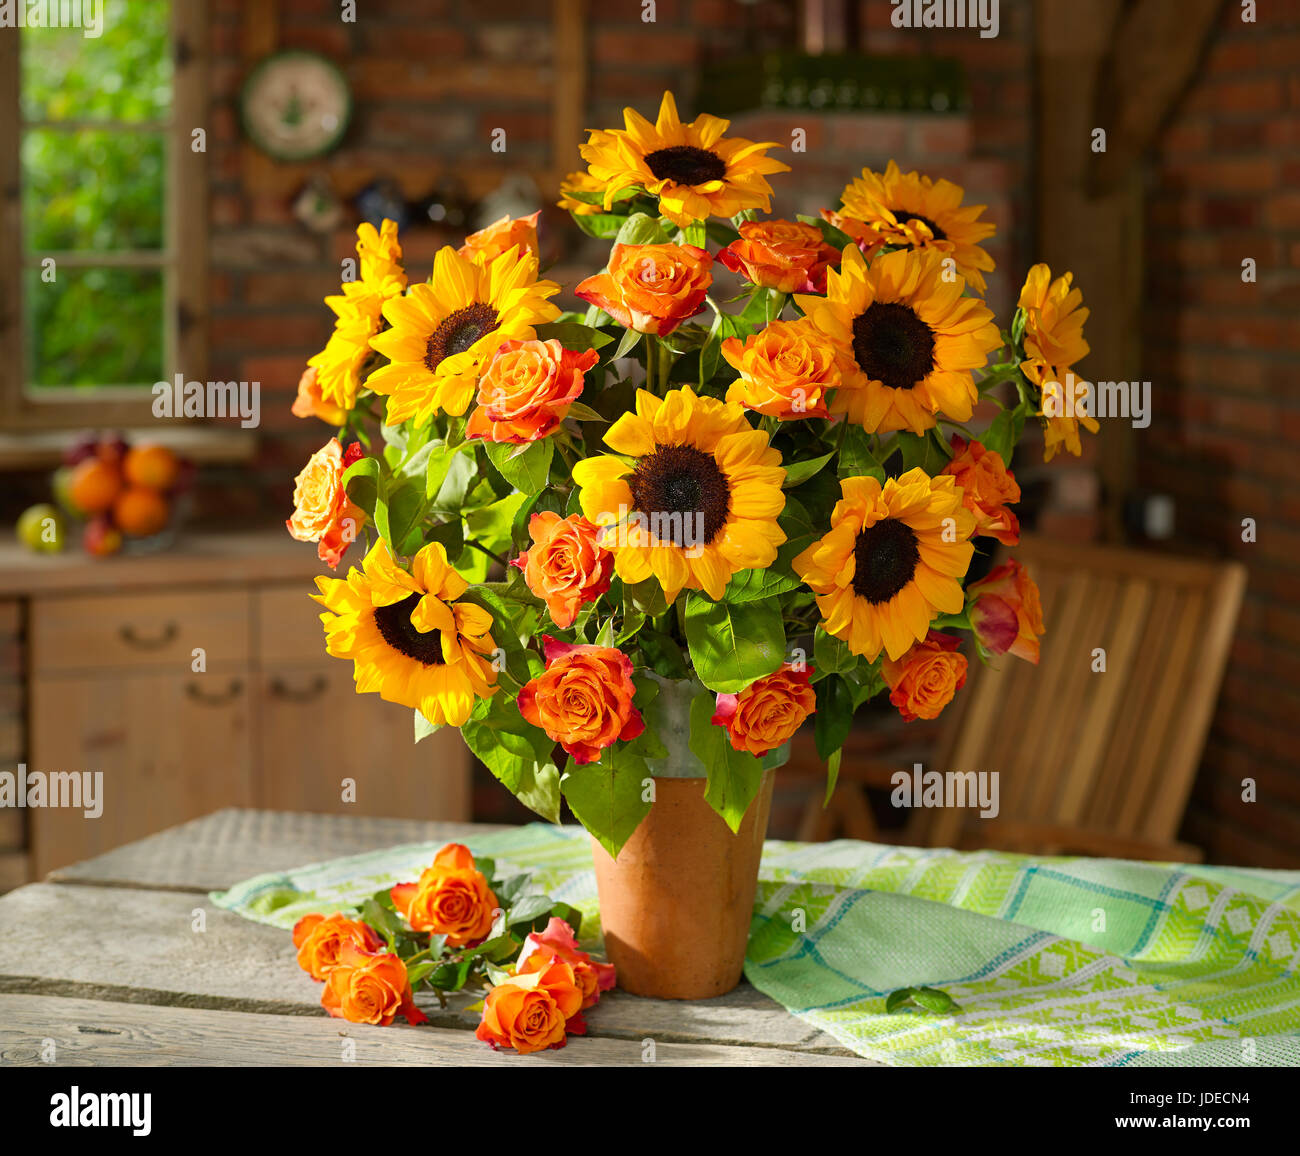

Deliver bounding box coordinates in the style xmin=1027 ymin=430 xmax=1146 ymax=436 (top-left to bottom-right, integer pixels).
xmin=240 ymin=50 xmax=352 ymax=161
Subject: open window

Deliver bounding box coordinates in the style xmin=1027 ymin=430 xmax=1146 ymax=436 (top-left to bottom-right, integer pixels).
xmin=0 ymin=0 xmax=207 ymax=434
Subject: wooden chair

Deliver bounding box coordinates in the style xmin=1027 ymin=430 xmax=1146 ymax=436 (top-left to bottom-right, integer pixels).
xmin=794 ymin=536 xmax=1247 ymax=862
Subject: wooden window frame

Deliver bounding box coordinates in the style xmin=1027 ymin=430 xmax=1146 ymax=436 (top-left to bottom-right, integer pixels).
xmin=0 ymin=0 xmax=209 ymax=432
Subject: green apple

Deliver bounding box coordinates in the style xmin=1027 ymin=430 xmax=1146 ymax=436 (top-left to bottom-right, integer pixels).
xmin=17 ymin=504 xmax=66 ymax=553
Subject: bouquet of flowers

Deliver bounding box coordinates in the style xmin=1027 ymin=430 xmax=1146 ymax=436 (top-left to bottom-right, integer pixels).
xmin=288 ymin=90 xmax=1092 ymax=864
xmin=291 ymin=842 xmax=613 ymax=1054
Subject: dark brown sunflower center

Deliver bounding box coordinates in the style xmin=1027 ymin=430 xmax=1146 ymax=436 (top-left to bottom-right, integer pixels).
xmin=851 ymin=302 xmax=936 ymax=391
xmin=643 ymin=145 xmax=727 ymax=187
xmin=425 ymin=302 xmax=499 ymax=372
xmin=901 ymin=211 xmax=947 ymax=241
xmin=373 ymin=593 xmax=445 ymax=666
xmin=852 ymin=518 xmax=920 ymax=605
xmin=629 ymin=444 xmax=731 ymax=547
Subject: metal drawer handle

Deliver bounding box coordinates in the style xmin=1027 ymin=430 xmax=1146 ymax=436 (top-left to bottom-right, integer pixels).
xmin=119 ymin=621 xmax=179 ymax=649
xmin=185 ymin=678 xmax=243 ymax=706
xmin=268 ymin=674 xmax=328 ymax=703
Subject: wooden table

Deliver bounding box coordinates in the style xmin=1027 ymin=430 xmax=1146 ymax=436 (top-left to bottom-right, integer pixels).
xmin=0 ymin=809 xmax=878 ymax=1067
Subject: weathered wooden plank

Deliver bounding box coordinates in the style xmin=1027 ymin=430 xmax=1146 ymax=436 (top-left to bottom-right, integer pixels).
xmin=0 ymin=883 xmax=861 ymax=1057
xmin=0 ymin=995 xmax=875 ymax=1067
xmin=47 ymin=809 xmax=510 ymax=892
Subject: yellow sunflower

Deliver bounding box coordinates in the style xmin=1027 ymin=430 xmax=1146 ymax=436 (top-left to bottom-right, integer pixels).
xmin=796 ymin=245 xmax=1001 ymax=434
xmin=572 ymin=386 xmax=786 ymax=603
xmin=312 ymin=538 xmax=499 ymax=727
xmin=366 ymin=245 xmax=560 ymax=425
xmin=794 ymin=470 xmax=975 ymax=662
xmin=834 ymin=161 xmax=996 ymax=293
xmin=578 ymin=91 xmax=790 ymax=229
xmin=1017 ymin=263 xmax=1098 ymax=461
xmin=309 ymin=220 xmax=408 ymax=410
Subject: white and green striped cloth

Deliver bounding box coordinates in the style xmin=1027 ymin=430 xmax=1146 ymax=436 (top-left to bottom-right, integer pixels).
xmin=212 ymin=823 xmax=1300 ymax=1066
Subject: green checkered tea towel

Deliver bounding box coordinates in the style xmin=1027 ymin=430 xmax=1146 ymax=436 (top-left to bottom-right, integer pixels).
xmin=211 ymin=824 xmax=1300 ymax=1067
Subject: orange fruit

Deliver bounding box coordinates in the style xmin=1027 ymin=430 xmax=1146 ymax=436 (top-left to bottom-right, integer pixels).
xmin=123 ymin=444 xmax=181 ymax=491
xmin=112 ymin=486 xmax=170 ymax=538
xmin=68 ymin=458 xmax=124 ymax=515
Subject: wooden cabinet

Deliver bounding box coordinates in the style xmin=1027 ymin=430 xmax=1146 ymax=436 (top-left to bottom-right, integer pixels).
xmin=3 ymin=533 xmax=470 ymax=881
xmin=30 ymin=669 xmax=255 ymax=878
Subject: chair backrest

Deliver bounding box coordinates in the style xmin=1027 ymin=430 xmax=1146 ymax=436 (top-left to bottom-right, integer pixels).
xmin=923 ymin=535 xmax=1247 ymax=852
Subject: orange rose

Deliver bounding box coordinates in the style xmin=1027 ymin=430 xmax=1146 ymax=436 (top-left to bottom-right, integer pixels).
xmin=717 ymin=219 xmax=840 ymax=293
xmin=721 ymin=319 xmax=839 ymax=420
xmin=517 ymin=637 xmax=644 ymax=764
xmin=292 ymin=912 xmax=384 ymax=981
xmin=389 ymin=843 xmax=498 ymax=947
xmin=291 ymin=365 xmax=347 ymax=425
xmin=882 ymin=631 xmax=968 ymax=722
xmin=820 ymin=208 xmax=887 ymax=260
xmin=515 ymin=917 xmax=616 ymax=1010
xmin=942 ymin=435 xmax=1021 ymax=545
xmin=286 ymin=438 xmax=365 ymax=569
xmin=475 ymin=957 xmax=585 ymax=1055
xmin=465 ymin=339 xmax=599 ymax=444
xmin=575 ymin=242 xmax=712 ymax=336
xmin=458 ymin=210 xmax=541 ymax=264
xmin=512 ymin=512 xmax=613 ymax=628
xmin=968 ymin=559 xmax=1044 ymax=664
xmin=712 ymin=661 xmax=817 ymax=756
xmin=321 ymin=943 xmax=428 ymax=1026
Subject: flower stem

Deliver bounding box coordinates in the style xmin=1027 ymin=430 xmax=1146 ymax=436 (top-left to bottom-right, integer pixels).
xmin=466 ymin=539 xmax=509 ymax=568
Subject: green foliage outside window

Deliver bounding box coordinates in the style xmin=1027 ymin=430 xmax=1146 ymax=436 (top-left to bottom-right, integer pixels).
xmin=20 ymin=2 xmax=172 ymax=388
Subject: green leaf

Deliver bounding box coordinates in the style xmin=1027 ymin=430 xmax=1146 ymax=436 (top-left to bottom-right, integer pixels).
xmin=572 ymin=212 xmax=628 ymax=240
xmin=624 ymin=577 xmax=669 ymax=617
xmin=813 ymin=626 xmax=856 ymax=676
xmin=612 ymin=327 xmax=643 ymax=361
xmin=824 ymin=747 xmax=842 ymax=806
xmin=534 ymin=321 xmax=613 ymax=351
xmin=429 ymin=958 xmax=473 ymax=991
xmin=360 ymin=897 xmax=402 ymax=947
xmin=460 ymin=694 xmax=562 ymax=823
xmin=561 ymin=744 xmax=653 ymax=860
xmin=507 ymin=893 xmax=556 ymax=927
xmin=465 ymin=492 xmax=528 ymax=555
xmin=782 ymin=451 xmax=835 ymax=488
xmin=637 ymin=628 xmax=689 ymax=679
xmin=616 ymin=211 xmax=671 ymax=247
xmin=564 ymin=401 xmax=607 ymax=423
xmin=383 ymin=481 xmax=426 ymax=554
xmin=688 ymin=691 xmax=765 ymax=833
xmin=978 ymin=406 xmax=1022 ymax=467
xmin=484 ymin=439 xmax=553 ymax=495
xmin=840 ymin=425 xmax=886 ymax=482
xmin=429 ymin=444 xmax=475 ymax=507
xmin=405 ymin=961 xmax=437 ymax=987
xmin=896 ymin=430 xmax=950 ymax=476
xmin=813 ymin=675 xmax=854 ymax=762
xmin=724 ymin=564 xmax=801 ymax=602
xmin=425 ymin=518 xmax=463 ymax=560
xmin=886 ymin=986 xmax=961 ymax=1015
xmin=684 ymin=594 xmax=785 ymax=693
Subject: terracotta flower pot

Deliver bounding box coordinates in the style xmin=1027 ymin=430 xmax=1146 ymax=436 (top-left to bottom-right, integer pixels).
xmin=590 ymin=769 xmax=775 ymax=1000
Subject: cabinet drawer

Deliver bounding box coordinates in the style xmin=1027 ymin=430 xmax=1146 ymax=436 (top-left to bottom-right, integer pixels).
xmin=31 ymin=589 xmax=252 ymax=673
xmin=257 ymin=584 xmax=332 ymax=663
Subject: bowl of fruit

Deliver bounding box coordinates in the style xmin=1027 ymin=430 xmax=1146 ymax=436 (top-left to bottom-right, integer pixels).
xmin=18 ymin=434 xmax=194 ymax=559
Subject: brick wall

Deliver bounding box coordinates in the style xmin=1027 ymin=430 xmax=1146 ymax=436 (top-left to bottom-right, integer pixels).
xmin=1140 ymin=1 xmax=1300 ymax=866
